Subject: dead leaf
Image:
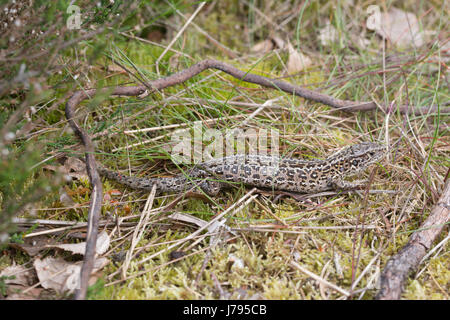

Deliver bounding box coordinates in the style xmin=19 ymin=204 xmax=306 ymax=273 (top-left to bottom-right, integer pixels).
xmin=12 ymin=232 xmax=110 ymax=256
xmin=47 ymin=231 xmax=110 ymax=256
xmin=169 ymin=212 xmax=208 ymax=228
xmin=0 ymin=263 xmax=35 ymax=286
xmin=271 ymin=36 xmax=285 ymax=50
xmin=10 ymin=235 xmax=58 ymax=256
xmin=34 ymin=256 xmax=109 ymax=294
xmin=93 ymin=231 xmax=110 ymax=255
xmin=251 ymin=40 xmax=274 ymax=54
xmin=319 ymin=22 xmax=340 ymax=46
xmin=250 ymin=36 xmax=286 ymax=55
xmin=287 ymin=43 xmax=312 ymax=74
xmin=5 ymin=286 xmax=43 ymax=300
xmin=371 ymin=7 xmax=424 ymax=48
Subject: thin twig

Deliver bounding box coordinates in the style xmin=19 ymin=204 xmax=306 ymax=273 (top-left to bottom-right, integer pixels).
xmin=290 ymin=261 xmax=350 ymax=297
xmin=120 ymin=185 xmax=157 ymax=279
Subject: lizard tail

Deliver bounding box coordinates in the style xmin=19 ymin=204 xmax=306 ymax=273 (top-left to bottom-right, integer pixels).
xmin=97 ymin=166 xmax=195 ymax=193
xmin=97 ymin=166 xmax=159 ymax=191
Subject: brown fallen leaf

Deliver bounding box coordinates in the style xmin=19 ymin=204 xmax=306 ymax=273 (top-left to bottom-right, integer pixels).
xmin=10 ymin=235 xmax=58 ymax=256
xmin=250 ymin=36 xmax=285 ymax=55
xmin=5 ymin=286 xmax=43 ymax=300
xmin=11 ymin=232 xmax=110 ymax=256
xmin=34 ymin=256 xmax=109 ymax=294
xmin=371 ymin=7 xmax=425 ymax=48
xmin=271 ymin=36 xmax=285 ymax=50
xmin=251 ymin=39 xmax=274 ymax=54
xmin=0 ymin=263 xmax=35 ymax=286
xmin=45 ymin=231 xmax=110 ymax=256
xmin=168 ymin=212 xmax=208 ymax=228
xmin=319 ymin=22 xmax=340 ymax=47
xmin=286 ymin=43 xmax=312 ymax=74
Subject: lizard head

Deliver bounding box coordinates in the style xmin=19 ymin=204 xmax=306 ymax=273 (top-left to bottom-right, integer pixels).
xmin=328 ymin=142 xmax=386 ymax=175
xmin=345 ymin=142 xmax=386 ymax=172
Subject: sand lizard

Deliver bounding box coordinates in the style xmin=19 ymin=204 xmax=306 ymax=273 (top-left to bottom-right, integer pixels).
xmin=98 ymin=142 xmax=385 ymax=196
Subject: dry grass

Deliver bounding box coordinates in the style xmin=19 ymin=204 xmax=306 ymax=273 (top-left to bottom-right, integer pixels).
xmin=1 ymin=0 xmax=448 ymax=300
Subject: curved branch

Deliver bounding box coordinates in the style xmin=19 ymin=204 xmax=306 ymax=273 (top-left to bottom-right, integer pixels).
xmin=65 ymin=92 xmax=103 ymax=300
xmin=153 ymin=59 xmax=448 ymax=114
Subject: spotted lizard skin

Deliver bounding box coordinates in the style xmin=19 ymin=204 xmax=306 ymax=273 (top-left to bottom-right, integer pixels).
xmin=98 ymin=142 xmax=385 ymax=196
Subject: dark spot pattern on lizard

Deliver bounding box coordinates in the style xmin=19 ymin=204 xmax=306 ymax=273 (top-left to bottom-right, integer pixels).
xmin=98 ymin=142 xmax=386 ymax=196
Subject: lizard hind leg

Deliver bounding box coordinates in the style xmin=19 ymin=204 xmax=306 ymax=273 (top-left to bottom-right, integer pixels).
xmin=199 ymin=180 xmax=223 ymax=196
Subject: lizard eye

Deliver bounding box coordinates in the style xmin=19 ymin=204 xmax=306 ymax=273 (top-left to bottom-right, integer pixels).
xmin=352 ymin=160 xmax=358 ymax=166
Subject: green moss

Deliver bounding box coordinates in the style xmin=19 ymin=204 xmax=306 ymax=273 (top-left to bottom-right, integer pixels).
xmin=403 ymin=254 xmax=450 ymax=300
xmin=3 ymin=0 xmax=447 ymax=300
